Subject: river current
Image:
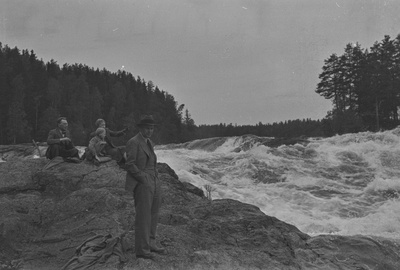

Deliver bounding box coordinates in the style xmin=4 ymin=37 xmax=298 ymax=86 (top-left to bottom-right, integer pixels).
xmin=156 ymin=128 xmax=400 ymax=239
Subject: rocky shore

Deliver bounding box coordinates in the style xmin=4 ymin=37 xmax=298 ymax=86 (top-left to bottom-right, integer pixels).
xmin=1 ymin=145 xmax=400 ymax=270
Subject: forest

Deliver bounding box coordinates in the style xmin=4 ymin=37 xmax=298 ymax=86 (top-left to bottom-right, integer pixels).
xmin=1 ymin=34 xmax=400 ymax=146
xmin=0 ymin=43 xmax=192 ymax=146
xmin=316 ymin=34 xmax=400 ymax=134
xmin=197 ymin=34 xmax=400 ymax=139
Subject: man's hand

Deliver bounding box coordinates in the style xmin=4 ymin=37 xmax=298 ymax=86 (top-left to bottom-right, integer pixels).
xmin=60 ymin=137 xmax=71 ymax=142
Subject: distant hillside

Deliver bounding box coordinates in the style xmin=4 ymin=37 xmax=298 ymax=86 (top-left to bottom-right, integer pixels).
xmin=0 ymin=43 xmax=192 ymax=145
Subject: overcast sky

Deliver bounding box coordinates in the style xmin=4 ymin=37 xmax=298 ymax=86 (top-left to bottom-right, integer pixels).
xmin=2 ymin=0 xmax=400 ymax=125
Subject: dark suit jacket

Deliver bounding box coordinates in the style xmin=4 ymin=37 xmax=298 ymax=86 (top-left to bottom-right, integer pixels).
xmin=124 ymin=133 xmax=157 ymax=192
xmin=47 ymin=128 xmax=72 ymax=145
xmin=46 ymin=128 xmax=77 ymax=159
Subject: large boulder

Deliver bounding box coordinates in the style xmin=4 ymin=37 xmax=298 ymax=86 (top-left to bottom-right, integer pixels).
xmin=0 ymin=145 xmax=400 ymax=270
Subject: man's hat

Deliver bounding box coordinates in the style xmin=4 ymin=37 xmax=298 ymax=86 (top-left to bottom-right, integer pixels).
xmin=137 ymin=115 xmax=157 ymax=127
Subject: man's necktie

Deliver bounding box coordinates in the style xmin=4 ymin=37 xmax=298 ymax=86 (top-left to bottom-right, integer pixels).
xmin=147 ymin=139 xmax=153 ymax=152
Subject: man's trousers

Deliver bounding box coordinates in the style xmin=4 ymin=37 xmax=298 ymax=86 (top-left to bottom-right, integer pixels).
xmin=133 ymin=172 xmax=162 ymax=256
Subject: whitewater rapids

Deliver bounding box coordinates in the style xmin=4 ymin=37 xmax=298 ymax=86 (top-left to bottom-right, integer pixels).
xmin=156 ymin=129 xmax=400 ymax=239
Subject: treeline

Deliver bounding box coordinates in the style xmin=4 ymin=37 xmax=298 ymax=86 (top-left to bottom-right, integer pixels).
xmin=0 ymin=43 xmax=194 ymax=146
xmin=3 ymin=33 xmax=398 ymax=146
xmin=316 ymin=34 xmax=400 ymax=134
xmin=180 ymin=34 xmax=400 ymax=141
xmin=190 ymin=118 xmax=325 ymax=140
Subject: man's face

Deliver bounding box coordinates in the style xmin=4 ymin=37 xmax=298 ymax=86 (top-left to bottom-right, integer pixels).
xmin=58 ymin=120 xmax=68 ymax=131
xmin=99 ymin=121 xmax=106 ymax=128
xmin=140 ymin=125 xmax=154 ymax=139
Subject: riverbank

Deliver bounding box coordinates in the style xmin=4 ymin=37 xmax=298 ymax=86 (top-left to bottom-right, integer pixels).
xmin=1 ymin=145 xmax=400 ymax=269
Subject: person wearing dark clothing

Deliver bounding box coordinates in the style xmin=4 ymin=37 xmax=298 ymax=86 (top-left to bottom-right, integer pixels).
xmin=89 ymin=119 xmax=127 ymax=164
xmin=125 ymin=115 xmax=165 ymax=260
xmin=46 ymin=117 xmax=79 ymax=160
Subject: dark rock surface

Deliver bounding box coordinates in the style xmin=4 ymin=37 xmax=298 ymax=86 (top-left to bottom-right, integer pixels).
xmin=1 ymin=145 xmax=400 ymax=270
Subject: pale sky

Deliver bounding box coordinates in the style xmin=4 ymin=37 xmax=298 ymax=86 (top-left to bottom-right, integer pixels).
xmin=1 ymin=0 xmax=400 ymax=125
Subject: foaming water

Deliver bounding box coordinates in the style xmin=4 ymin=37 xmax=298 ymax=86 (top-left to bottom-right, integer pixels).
xmin=157 ymin=128 xmax=400 ymax=239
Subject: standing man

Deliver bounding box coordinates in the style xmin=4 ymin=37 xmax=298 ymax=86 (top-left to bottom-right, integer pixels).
xmin=125 ymin=115 xmax=165 ymax=260
xmin=46 ymin=117 xmax=80 ymax=160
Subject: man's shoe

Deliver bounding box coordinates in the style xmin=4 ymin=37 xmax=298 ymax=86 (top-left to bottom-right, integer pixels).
xmin=136 ymin=253 xmax=155 ymax=260
xmin=150 ymin=245 xmax=166 ymax=254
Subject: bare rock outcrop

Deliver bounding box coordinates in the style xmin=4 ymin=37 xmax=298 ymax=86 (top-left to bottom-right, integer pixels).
xmin=0 ymin=145 xmax=400 ymax=270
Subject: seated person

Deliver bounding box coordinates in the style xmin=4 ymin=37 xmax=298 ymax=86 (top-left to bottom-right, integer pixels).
xmin=87 ymin=128 xmax=111 ymax=164
xmin=89 ymin=119 xmax=127 ymax=164
xmin=46 ymin=117 xmax=80 ymax=160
